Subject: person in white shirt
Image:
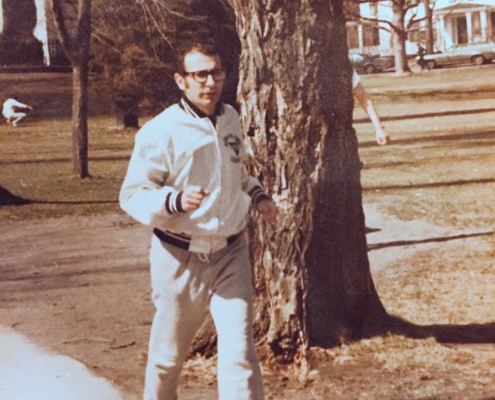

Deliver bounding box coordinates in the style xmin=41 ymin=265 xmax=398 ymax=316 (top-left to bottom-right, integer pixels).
xmin=120 ymin=39 xmax=277 ymax=400
xmin=2 ymin=95 xmax=33 ymax=127
xmin=352 ymin=70 xmax=390 ymax=146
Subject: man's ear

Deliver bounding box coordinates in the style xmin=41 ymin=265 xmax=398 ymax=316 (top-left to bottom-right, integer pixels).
xmin=174 ymin=73 xmax=186 ymax=90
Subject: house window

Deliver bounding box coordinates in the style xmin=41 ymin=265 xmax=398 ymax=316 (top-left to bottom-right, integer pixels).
xmin=363 ymin=24 xmax=380 ymax=47
xmin=347 ymin=25 xmax=359 ymax=49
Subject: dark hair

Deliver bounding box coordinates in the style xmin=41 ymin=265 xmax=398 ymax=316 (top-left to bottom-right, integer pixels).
xmin=174 ymin=39 xmax=224 ymax=73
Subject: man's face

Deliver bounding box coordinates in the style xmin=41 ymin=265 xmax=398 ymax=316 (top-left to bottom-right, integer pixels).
xmin=174 ymin=51 xmax=225 ymax=116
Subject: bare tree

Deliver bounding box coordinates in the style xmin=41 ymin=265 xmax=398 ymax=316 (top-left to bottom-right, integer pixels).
xmin=49 ymin=0 xmax=91 ymax=178
xmin=350 ymin=0 xmax=427 ymax=74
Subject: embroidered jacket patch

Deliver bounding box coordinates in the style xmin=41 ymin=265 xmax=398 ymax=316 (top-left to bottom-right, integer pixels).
xmin=224 ymin=134 xmax=241 ymax=163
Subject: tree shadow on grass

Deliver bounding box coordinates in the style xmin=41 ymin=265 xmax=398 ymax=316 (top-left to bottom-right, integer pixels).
xmin=0 ymin=181 xmax=121 ymax=206
xmin=0 ymin=185 xmax=30 ymax=206
xmin=413 ymin=397 xmax=495 ymax=400
xmin=0 ymin=193 xmax=117 ymax=206
xmin=368 ymin=230 xmax=495 ymax=251
xmin=364 ymin=177 xmax=494 ymax=192
xmin=364 ymin=230 xmax=495 ymax=344
xmin=354 ymin=107 xmax=495 ymax=125
xmin=359 ymin=129 xmax=495 ymax=149
xmin=28 ymin=200 xmax=118 ymax=205
xmin=369 ymin=313 xmax=495 ymax=345
xmin=0 ymin=155 xmax=129 ymax=166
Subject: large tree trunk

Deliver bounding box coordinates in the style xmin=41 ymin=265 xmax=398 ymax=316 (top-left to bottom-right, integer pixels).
xmin=226 ymin=0 xmax=386 ymax=361
xmin=392 ymin=1 xmax=411 ymax=74
xmin=424 ymin=0 xmax=434 ymax=54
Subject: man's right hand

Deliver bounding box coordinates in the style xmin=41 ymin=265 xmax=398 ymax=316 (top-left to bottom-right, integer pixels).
xmin=375 ymin=127 xmax=391 ymax=146
xmin=181 ymin=186 xmax=209 ymax=212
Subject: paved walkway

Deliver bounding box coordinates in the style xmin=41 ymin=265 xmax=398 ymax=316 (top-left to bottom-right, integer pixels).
xmin=0 ymin=327 xmax=125 ymax=400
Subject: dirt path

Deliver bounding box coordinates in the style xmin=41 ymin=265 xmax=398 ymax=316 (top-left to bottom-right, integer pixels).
xmin=0 ymin=213 xmax=150 ymax=398
xmin=0 ymin=206 xmax=493 ymax=399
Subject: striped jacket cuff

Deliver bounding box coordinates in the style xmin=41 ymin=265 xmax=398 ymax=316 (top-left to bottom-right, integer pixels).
xmin=165 ymin=190 xmax=184 ymax=214
xmin=248 ymin=186 xmax=271 ymax=208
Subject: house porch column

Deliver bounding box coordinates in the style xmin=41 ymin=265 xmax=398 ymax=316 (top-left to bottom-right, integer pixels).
xmin=358 ymin=24 xmax=364 ymax=52
xmin=480 ymin=9 xmax=488 ymax=42
xmin=466 ymin=11 xmax=473 ymax=42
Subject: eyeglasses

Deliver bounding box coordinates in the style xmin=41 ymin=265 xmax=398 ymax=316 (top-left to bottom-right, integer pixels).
xmin=182 ymin=68 xmax=226 ymax=83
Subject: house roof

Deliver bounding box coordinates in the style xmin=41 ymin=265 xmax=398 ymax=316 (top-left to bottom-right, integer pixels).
xmin=435 ymin=0 xmax=495 ymax=12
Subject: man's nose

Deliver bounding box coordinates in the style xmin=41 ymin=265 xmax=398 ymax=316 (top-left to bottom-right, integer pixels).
xmin=204 ymin=73 xmax=216 ymax=86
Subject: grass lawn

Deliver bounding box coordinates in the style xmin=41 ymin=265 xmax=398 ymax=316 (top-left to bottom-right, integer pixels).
xmin=0 ymin=66 xmax=494 ymax=399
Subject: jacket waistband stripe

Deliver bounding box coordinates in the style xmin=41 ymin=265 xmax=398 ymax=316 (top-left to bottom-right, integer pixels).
xmin=153 ymin=228 xmax=242 ymax=251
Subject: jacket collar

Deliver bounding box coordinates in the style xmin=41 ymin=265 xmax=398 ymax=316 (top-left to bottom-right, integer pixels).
xmin=179 ymin=95 xmax=225 ymax=124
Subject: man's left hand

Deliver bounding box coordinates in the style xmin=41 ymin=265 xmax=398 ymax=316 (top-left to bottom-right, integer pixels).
xmin=257 ymin=199 xmax=278 ymax=225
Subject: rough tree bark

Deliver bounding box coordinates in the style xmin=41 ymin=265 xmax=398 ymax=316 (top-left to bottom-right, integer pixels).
xmin=49 ymin=0 xmax=92 ymax=178
xmin=392 ymin=0 xmax=412 ymax=74
xmin=221 ymin=0 xmax=387 ymax=362
xmin=423 ymin=0 xmax=434 ymax=54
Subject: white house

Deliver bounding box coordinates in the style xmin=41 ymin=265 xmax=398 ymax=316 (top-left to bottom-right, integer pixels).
xmin=433 ymin=0 xmax=495 ymax=49
xmin=347 ymin=0 xmax=495 ymax=55
xmin=347 ymin=1 xmax=397 ymax=56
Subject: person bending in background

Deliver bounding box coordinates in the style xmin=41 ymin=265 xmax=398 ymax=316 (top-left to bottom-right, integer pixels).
xmin=352 ymin=70 xmax=391 ymax=146
xmin=2 ymin=95 xmax=33 ymax=127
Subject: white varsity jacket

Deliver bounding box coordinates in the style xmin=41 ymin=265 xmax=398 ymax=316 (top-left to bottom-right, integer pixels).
xmin=119 ymin=98 xmax=269 ymax=253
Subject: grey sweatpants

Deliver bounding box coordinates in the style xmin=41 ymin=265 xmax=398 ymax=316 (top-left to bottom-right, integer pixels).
xmin=143 ymin=235 xmax=265 ymax=400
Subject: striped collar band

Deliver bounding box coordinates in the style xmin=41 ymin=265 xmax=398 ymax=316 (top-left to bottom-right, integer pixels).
xmin=179 ymin=96 xmax=225 ymax=120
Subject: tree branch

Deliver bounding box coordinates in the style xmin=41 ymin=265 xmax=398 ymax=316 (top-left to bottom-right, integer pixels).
xmin=137 ymin=0 xmax=205 ymax=22
xmin=137 ymin=0 xmax=173 ymax=48
xmin=49 ymin=0 xmax=74 ymax=57
xmin=358 ymin=15 xmax=397 ymax=32
xmin=91 ymin=29 xmax=122 ymax=56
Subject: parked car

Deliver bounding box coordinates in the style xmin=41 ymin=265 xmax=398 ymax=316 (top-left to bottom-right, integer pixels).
xmin=417 ymin=41 xmax=495 ymax=69
xmin=349 ymin=53 xmax=395 ymax=74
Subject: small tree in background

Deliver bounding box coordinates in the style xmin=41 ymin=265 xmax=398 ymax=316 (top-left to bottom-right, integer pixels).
xmin=49 ymin=0 xmax=92 ymax=178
